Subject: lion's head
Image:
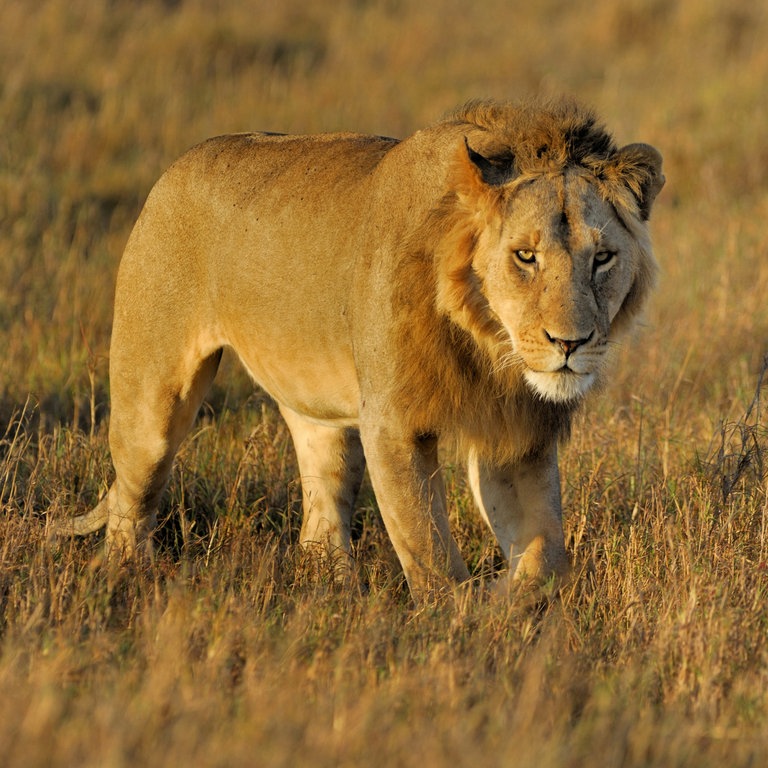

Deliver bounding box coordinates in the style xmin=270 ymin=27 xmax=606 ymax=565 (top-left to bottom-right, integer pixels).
xmin=433 ymin=99 xmax=664 ymax=404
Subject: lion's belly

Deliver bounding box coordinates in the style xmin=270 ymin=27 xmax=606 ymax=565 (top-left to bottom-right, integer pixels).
xmin=228 ymin=331 xmax=362 ymax=427
xmin=211 ymin=252 xmax=363 ymax=425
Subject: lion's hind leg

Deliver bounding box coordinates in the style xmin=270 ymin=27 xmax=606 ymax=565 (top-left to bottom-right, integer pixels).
xmin=104 ymin=346 xmax=223 ymax=560
xmin=54 ymin=347 xmax=223 ymax=561
xmin=279 ymin=406 xmax=366 ymax=580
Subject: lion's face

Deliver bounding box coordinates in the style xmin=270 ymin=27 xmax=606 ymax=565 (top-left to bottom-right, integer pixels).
xmin=474 ymin=169 xmax=654 ymax=402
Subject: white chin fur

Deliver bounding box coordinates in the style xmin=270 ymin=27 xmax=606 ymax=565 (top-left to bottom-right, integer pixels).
xmin=524 ymin=369 xmax=595 ymax=402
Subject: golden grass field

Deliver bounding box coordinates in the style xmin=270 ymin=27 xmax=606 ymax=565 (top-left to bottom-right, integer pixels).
xmin=2 ymin=0 xmax=768 ymax=764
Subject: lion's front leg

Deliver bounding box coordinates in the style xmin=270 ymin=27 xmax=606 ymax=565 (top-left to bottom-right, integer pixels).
xmin=360 ymin=423 xmax=469 ymax=599
xmin=467 ymin=444 xmax=570 ymax=593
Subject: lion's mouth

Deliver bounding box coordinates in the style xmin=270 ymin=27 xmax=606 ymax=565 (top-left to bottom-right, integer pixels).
xmin=534 ymin=363 xmax=584 ymax=376
xmin=523 ymin=366 xmax=595 ymax=402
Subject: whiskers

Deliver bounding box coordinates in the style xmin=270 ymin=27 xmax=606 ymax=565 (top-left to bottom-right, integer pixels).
xmin=491 ymin=348 xmax=523 ymax=378
xmin=488 ymin=329 xmax=523 ymax=381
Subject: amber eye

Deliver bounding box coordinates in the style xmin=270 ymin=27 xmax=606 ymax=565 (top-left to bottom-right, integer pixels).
xmin=594 ymin=250 xmax=616 ymax=268
xmin=514 ymin=249 xmax=537 ymax=265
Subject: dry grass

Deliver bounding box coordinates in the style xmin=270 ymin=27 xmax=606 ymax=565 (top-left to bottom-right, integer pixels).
xmin=2 ymin=0 xmax=768 ymax=764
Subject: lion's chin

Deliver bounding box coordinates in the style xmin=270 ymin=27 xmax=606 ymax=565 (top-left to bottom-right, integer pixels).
xmin=524 ymin=368 xmax=595 ymax=403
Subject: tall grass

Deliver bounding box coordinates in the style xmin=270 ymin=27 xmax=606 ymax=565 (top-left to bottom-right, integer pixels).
xmin=1 ymin=0 xmax=768 ymax=764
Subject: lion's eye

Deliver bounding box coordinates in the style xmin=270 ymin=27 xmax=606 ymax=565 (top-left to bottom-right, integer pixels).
xmin=594 ymin=250 xmax=616 ymax=269
xmin=514 ymin=249 xmax=537 ymax=265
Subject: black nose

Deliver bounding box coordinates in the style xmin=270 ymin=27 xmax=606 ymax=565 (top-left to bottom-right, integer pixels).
xmin=545 ymin=331 xmax=593 ymax=357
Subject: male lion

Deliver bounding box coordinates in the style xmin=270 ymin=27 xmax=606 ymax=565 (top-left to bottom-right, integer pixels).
xmin=56 ymin=99 xmax=663 ymax=599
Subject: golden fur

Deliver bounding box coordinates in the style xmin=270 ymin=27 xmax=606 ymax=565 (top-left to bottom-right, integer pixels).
xmin=53 ymin=98 xmax=664 ymax=599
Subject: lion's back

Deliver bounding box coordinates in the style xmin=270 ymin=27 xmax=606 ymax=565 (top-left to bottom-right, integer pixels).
xmin=173 ymin=131 xmax=399 ymax=201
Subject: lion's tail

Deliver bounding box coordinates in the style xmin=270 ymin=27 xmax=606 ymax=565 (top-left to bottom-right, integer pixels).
xmin=49 ymin=497 xmax=109 ymax=540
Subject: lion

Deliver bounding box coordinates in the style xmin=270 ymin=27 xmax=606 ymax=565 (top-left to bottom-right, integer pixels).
xmin=54 ymin=98 xmax=663 ymax=599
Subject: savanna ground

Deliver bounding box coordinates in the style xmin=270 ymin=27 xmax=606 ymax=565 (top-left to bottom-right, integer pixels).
xmin=1 ymin=0 xmax=768 ymax=765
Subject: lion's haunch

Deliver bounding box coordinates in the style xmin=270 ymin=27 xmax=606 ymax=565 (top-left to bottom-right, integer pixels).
xmin=53 ymin=98 xmax=663 ymax=600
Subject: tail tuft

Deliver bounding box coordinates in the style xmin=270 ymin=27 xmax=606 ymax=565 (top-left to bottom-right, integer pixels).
xmin=48 ymin=497 xmax=109 ymax=543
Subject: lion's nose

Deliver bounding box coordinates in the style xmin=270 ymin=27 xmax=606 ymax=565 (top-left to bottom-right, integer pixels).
xmin=545 ymin=331 xmax=593 ymax=357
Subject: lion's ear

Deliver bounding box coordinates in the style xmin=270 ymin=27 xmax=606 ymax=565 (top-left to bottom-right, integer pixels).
xmin=449 ymin=138 xmax=514 ymax=216
xmin=612 ymin=143 xmax=665 ymax=221
xmin=460 ymin=137 xmax=518 ymax=188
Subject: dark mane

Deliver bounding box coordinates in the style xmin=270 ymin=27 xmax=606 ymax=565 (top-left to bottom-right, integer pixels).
xmin=445 ymin=98 xmax=618 ymax=176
